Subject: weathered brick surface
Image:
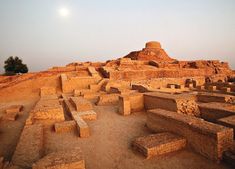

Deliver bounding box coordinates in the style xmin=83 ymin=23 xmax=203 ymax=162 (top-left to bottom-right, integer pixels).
xmin=32 ymin=148 xmax=85 ymax=169
xmin=32 ymin=98 xmax=64 ymax=122
xmin=198 ymin=102 xmax=235 ymax=122
xmin=197 ymin=92 xmax=234 ymax=103
xmin=129 ymin=93 xmax=144 ymax=112
xmin=96 ymin=94 xmax=120 ymax=106
xmin=217 ymin=115 xmax=235 ymax=136
xmin=132 ymin=132 xmax=186 ymax=158
xmin=147 ymin=109 xmax=234 ymax=161
xmin=73 ymin=114 xmax=90 ymax=138
xmin=144 ymin=92 xmax=200 ymax=117
xmin=118 ymin=96 xmax=131 ymax=116
xmin=12 ymin=124 xmax=44 ymax=168
xmin=78 ymin=110 xmax=97 ymax=121
xmin=54 ymin=121 xmax=76 ymax=133
xmin=70 ymin=97 xmax=93 ymax=112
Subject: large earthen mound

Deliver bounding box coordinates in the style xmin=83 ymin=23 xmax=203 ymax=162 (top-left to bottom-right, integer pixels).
xmin=124 ymin=41 xmax=175 ymax=62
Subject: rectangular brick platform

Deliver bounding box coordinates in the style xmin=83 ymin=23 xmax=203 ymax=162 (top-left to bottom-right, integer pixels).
xmin=54 ymin=120 xmax=76 ymax=133
xmin=217 ymin=115 xmax=235 ymax=136
xmin=132 ymin=132 xmax=186 ymax=158
xmin=12 ymin=124 xmax=44 ymax=168
xmin=70 ymin=97 xmax=93 ymax=112
xmin=78 ymin=110 xmax=97 ymax=121
xmin=73 ymin=113 xmax=90 ymax=138
xmin=96 ymin=94 xmax=120 ymax=106
xmin=197 ymin=92 xmax=234 ymax=103
xmin=144 ymin=92 xmax=200 ymax=117
xmin=147 ymin=109 xmax=233 ymax=161
xmin=32 ymin=148 xmax=85 ymax=169
xmin=118 ymin=95 xmax=131 ymax=116
xmin=198 ymin=102 xmax=235 ymax=122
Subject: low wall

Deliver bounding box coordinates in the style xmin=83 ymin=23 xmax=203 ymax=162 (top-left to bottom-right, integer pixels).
xmin=198 ymin=103 xmax=235 ymax=122
xmin=147 ymin=109 xmax=233 ymax=161
xmin=144 ymin=92 xmax=200 ymax=117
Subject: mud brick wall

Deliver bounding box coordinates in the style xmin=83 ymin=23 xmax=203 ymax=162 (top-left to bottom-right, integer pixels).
xmin=12 ymin=124 xmax=44 ymax=168
xmin=144 ymin=93 xmax=200 ymax=117
xmin=129 ymin=93 xmax=144 ymax=112
xmin=118 ymin=96 xmax=131 ymax=116
xmin=54 ymin=121 xmax=76 ymax=133
xmin=70 ymin=97 xmax=93 ymax=112
xmin=108 ymin=69 xmax=214 ymax=81
xmin=197 ymin=93 xmax=234 ymax=103
xmin=32 ymin=99 xmax=65 ymax=122
xmin=62 ymin=76 xmax=98 ymax=93
xmin=132 ymin=76 xmax=206 ymax=90
xmin=147 ymin=109 xmax=234 ymax=161
xmin=198 ymin=103 xmax=235 ymax=122
xmin=96 ymin=94 xmax=120 ymax=106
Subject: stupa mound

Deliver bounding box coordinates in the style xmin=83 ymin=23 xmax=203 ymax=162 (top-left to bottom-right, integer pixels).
xmin=124 ymin=41 xmax=175 ymax=62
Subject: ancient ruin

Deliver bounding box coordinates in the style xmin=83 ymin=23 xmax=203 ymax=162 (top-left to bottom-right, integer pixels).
xmin=0 ymin=41 xmax=235 ymax=169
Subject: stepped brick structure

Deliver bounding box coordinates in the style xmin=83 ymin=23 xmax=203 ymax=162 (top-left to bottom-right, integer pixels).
xmin=1 ymin=41 xmax=235 ymax=169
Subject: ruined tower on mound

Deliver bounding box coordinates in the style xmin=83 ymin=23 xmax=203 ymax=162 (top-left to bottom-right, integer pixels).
xmin=124 ymin=41 xmax=175 ymax=62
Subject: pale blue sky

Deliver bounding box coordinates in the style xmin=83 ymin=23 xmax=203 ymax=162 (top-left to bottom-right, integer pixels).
xmin=0 ymin=0 xmax=235 ymax=72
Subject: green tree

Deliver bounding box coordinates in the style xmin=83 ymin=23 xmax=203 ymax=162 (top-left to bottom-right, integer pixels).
xmin=4 ymin=56 xmax=28 ymax=75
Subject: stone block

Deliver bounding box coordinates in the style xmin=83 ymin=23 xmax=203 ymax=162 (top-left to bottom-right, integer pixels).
xmin=132 ymin=133 xmax=186 ymax=158
xmin=144 ymin=92 xmax=200 ymax=117
xmin=96 ymin=94 xmax=120 ymax=106
xmin=118 ymin=96 xmax=131 ymax=116
xmin=32 ymin=148 xmax=85 ymax=169
xmin=147 ymin=109 xmax=234 ymax=161
xmin=129 ymin=93 xmax=144 ymax=112
xmin=197 ymin=93 xmax=234 ymax=103
xmin=54 ymin=121 xmax=76 ymax=133
xmin=198 ymin=102 xmax=235 ymax=122
xmin=217 ymin=115 xmax=235 ymax=136
xmin=78 ymin=110 xmax=97 ymax=121
xmin=73 ymin=114 xmax=90 ymax=138
xmin=70 ymin=97 xmax=93 ymax=112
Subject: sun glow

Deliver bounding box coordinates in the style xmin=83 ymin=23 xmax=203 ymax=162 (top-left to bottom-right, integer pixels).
xmin=59 ymin=7 xmax=70 ymax=17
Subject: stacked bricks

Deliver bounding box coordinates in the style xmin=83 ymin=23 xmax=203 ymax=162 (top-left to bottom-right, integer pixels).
xmin=198 ymin=102 xmax=235 ymax=122
xmin=146 ymin=109 xmax=234 ymax=161
xmin=132 ymin=132 xmax=186 ymax=158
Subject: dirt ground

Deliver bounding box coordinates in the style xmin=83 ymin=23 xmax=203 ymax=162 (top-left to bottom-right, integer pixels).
xmin=0 ymin=98 xmax=233 ymax=169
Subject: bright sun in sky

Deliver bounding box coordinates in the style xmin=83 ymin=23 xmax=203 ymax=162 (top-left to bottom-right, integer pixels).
xmin=59 ymin=7 xmax=70 ymax=17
